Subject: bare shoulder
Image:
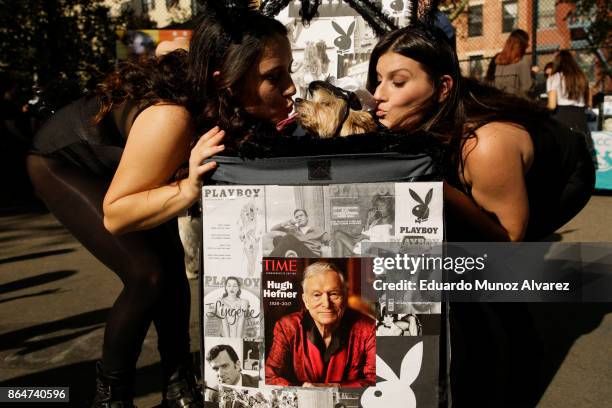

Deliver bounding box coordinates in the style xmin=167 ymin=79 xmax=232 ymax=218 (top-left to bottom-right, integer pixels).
xmin=127 ymin=103 xmax=194 ymax=154
xmin=463 ymin=121 xmax=533 ymax=178
xmin=132 ymin=103 xmax=192 ymax=132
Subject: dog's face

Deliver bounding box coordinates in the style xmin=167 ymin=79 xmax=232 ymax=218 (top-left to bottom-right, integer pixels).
xmin=295 ymin=87 xmax=377 ymax=138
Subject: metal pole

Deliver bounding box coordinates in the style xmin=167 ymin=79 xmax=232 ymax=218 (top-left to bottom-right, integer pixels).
xmin=531 ymin=0 xmax=538 ymax=66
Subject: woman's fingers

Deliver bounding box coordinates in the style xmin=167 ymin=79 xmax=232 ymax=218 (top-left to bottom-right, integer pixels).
xmin=195 ymin=161 xmax=217 ymax=177
xmin=195 ymin=126 xmax=225 ymax=149
xmin=200 ymin=144 xmax=225 ymax=160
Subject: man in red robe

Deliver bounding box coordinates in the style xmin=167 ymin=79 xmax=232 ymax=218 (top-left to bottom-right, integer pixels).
xmin=265 ymin=262 xmax=376 ymax=387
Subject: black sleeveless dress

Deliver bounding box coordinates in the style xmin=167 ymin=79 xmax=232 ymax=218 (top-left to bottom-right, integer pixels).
xmin=30 ymin=96 xmax=150 ymax=176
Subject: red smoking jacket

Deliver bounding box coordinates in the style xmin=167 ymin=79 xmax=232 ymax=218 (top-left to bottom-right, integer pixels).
xmin=265 ymin=309 xmax=376 ymax=387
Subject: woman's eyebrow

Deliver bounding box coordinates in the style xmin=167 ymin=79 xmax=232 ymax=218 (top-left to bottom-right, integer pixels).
xmin=387 ymin=68 xmax=412 ymax=76
xmin=261 ymin=65 xmax=283 ymax=75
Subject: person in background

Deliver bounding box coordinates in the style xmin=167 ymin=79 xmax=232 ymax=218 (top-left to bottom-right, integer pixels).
xmin=534 ymin=62 xmax=554 ymax=100
xmin=547 ymin=50 xmax=594 ymax=159
xmin=484 ymin=53 xmax=498 ymax=85
xmin=492 ymin=29 xmax=532 ymax=98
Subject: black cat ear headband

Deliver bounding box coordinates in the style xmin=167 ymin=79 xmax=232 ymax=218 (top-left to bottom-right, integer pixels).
xmin=200 ymin=0 xmax=440 ymax=39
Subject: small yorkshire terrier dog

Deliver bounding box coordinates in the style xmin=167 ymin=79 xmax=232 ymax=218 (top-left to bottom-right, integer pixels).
xmin=294 ymin=81 xmax=377 ymax=138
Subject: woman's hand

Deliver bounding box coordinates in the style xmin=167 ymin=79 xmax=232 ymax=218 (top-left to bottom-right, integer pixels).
xmin=184 ymin=126 xmax=225 ymax=201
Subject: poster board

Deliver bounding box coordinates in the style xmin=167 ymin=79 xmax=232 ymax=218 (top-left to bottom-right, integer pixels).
xmin=200 ymin=182 xmax=444 ymax=408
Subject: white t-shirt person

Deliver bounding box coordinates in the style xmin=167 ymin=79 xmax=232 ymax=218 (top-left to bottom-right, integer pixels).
xmin=546 ymin=72 xmax=585 ymax=107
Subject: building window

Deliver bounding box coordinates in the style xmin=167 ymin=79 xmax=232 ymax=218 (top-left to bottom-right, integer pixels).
xmin=502 ymin=0 xmax=518 ymax=33
xmin=142 ymin=0 xmax=156 ymax=13
xmin=468 ymin=5 xmax=483 ymax=37
xmin=537 ymin=0 xmax=556 ymax=29
xmin=469 ymin=55 xmax=484 ymax=80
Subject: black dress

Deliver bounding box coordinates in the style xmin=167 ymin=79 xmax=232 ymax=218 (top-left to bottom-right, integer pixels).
xmin=30 ymin=96 xmax=150 ymax=175
xmin=26 ymin=96 xmax=193 ymax=376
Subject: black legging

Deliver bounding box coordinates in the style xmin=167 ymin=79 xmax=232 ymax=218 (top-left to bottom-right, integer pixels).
xmin=26 ymin=154 xmax=191 ymax=375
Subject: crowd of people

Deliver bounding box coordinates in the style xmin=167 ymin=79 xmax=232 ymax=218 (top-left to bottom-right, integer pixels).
xmin=484 ymin=29 xmax=595 ymax=161
xmin=22 ymin=2 xmax=597 ymax=407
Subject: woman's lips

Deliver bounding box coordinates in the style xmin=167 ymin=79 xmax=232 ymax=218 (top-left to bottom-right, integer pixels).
xmin=376 ymin=110 xmax=386 ymax=118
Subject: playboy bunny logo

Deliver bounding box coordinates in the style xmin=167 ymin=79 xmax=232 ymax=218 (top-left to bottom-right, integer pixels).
xmin=332 ymin=20 xmax=355 ymax=53
xmin=409 ymin=188 xmax=433 ymax=224
xmin=381 ymin=0 xmax=408 ymax=26
xmin=361 ymin=341 xmax=423 ymax=408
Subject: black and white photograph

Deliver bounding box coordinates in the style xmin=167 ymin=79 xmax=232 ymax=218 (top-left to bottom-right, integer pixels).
xmin=203 ymin=338 xmax=262 ymax=405
xmin=375 ymin=310 xmax=422 ymax=337
xmin=263 ymin=186 xmax=331 ymax=258
xmin=203 ymin=275 xmax=262 ymax=338
xmin=325 ymin=183 xmax=396 ymax=257
xmin=202 ymin=186 xmax=266 ymax=278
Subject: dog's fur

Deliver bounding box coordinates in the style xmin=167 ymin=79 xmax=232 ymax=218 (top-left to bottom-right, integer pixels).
xmin=295 ymin=86 xmax=377 ymax=138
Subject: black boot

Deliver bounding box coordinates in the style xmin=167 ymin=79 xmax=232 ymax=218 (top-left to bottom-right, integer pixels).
xmin=92 ymin=361 xmax=136 ymax=408
xmin=162 ymin=364 xmax=203 ymax=408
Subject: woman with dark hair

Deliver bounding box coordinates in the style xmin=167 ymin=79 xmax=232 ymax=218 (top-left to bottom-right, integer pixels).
xmin=333 ymin=194 xmax=395 ymax=256
xmin=367 ymin=23 xmax=594 ymax=407
xmin=492 ymin=29 xmax=532 ymax=98
xmin=367 ymin=24 xmax=593 ymax=242
xmin=547 ymin=50 xmax=592 ymax=142
xmin=26 ymin=7 xmax=295 ymax=408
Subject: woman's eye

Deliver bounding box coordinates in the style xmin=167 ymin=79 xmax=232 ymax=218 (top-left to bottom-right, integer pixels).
xmin=266 ymin=73 xmax=281 ymax=83
xmin=392 ymin=81 xmax=406 ymax=87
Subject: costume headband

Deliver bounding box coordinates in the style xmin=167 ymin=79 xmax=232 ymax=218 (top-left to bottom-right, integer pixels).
xmin=199 ymin=0 xmax=440 ymax=39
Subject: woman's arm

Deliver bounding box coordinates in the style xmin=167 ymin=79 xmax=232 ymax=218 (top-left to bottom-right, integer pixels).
xmin=460 ymin=122 xmax=533 ymax=242
xmin=443 ymin=182 xmax=511 ymax=241
xmin=547 ymin=90 xmax=557 ymax=110
xmin=546 ymin=73 xmax=559 ymax=110
xmin=103 ymin=104 xmax=224 ymax=234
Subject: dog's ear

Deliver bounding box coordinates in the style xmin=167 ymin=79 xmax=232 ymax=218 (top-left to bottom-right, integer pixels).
xmin=340 ymin=110 xmax=377 ymax=137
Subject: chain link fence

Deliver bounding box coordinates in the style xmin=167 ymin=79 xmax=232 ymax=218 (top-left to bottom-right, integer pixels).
xmin=446 ymin=0 xmax=610 ymax=98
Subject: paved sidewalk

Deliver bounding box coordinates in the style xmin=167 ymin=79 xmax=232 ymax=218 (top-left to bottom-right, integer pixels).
xmin=1 ymin=196 xmax=611 ymax=407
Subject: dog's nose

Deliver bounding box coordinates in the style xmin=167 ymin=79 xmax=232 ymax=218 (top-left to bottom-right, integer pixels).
xmin=295 ymin=98 xmax=303 ymax=104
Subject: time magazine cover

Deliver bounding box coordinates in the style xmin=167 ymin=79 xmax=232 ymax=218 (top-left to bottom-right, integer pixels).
xmin=261 ymin=257 xmax=376 ymax=389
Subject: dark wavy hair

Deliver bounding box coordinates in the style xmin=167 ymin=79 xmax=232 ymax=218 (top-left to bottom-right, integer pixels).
xmin=366 ymin=24 xmax=548 ymax=183
xmin=367 ymin=24 xmax=462 ymax=139
xmin=93 ymin=10 xmax=287 ymax=147
xmin=188 ymin=11 xmax=287 ymax=137
xmin=93 ymin=49 xmax=192 ymax=124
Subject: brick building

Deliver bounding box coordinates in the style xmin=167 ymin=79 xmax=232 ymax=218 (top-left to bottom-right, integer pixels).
xmin=452 ymin=0 xmax=577 ymax=80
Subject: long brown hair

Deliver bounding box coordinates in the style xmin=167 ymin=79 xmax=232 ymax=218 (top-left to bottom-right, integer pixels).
xmin=367 ymin=25 xmax=548 ymax=184
xmin=495 ymin=29 xmax=529 ymax=65
xmin=92 ymin=50 xmax=192 ymax=125
xmin=552 ymin=50 xmax=589 ymax=102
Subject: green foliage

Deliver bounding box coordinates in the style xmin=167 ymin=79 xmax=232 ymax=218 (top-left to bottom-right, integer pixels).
xmin=559 ymin=0 xmax=611 ymax=50
xmin=0 ymin=0 xmax=156 ymax=93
